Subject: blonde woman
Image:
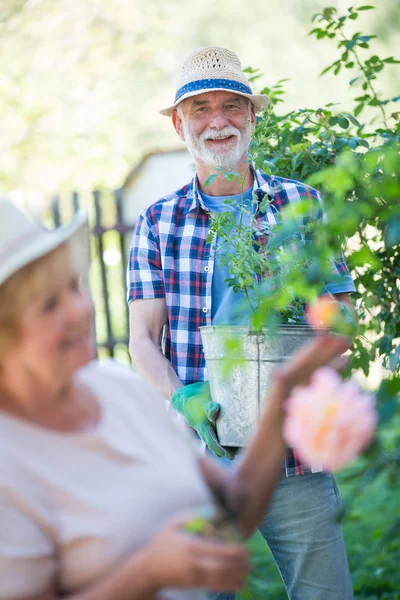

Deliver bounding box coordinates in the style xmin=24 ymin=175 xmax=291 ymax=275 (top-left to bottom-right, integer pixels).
xmin=0 ymin=199 xmax=348 ymax=600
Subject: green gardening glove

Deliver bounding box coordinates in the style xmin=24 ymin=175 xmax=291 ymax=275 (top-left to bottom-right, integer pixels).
xmin=171 ymin=382 xmax=236 ymax=460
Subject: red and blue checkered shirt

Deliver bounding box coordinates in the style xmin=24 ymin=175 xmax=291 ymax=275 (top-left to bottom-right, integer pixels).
xmin=127 ymin=169 xmax=355 ymax=476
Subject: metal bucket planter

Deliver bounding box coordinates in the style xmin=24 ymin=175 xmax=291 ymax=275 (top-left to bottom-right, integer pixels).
xmin=200 ymin=324 xmax=318 ymax=447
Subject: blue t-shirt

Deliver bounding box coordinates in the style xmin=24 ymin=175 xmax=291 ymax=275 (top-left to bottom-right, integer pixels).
xmin=199 ymin=186 xmax=255 ymax=325
xmin=199 ymin=184 xmax=355 ymax=326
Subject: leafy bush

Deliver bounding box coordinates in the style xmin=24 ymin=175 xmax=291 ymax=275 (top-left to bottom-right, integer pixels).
xmin=236 ymin=4 xmax=400 ymax=598
xmin=249 ymin=4 xmax=400 ymax=372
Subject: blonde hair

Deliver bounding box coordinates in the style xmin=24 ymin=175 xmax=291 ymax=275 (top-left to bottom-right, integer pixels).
xmin=0 ymin=243 xmax=72 ymax=357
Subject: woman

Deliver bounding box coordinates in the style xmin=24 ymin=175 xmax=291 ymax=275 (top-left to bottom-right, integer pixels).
xmin=0 ymin=199 xmax=348 ymax=600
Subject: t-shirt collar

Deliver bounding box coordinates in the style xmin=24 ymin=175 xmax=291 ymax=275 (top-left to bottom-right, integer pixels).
xmin=183 ymin=167 xmax=274 ymax=215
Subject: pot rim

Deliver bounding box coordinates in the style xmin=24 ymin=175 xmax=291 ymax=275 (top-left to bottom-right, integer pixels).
xmin=200 ymin=324 xmax=329 ymax=334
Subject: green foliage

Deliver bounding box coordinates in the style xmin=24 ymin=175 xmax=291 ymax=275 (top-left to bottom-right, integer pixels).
xmin=216 ymin=6 xmax=400 ymax=598
xmin=249 ymin=3 xmax=400 ymax=378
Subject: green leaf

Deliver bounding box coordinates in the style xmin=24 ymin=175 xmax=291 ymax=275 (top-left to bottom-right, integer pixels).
xmin=351 ymin=344 xmax=371 ymax=376
xmin=349 ymin=12 xmax=358 ymax=19
xmin=254 ymin=153 xmax=265 ymax=170
xmin=384 ymin=215 xmax=400 ymax=247
xmin=378 ymin=376 xmax=400 ymax=398
xmin=347 ymin=114 xmax=361 ymax=127
xmin=204 ymin=174 xmax=218 ymax=188
xmin=383 ymin=56 xmax=400 ymax=64
xmin=358 ymin=35 xmax=376 ymax=42
xmin=329 ymin=116 xmax=339 ymax=126
xmin=338 ymin=116 xmax=350 ymax=129
xmin=320 ymin=64 xmax=333 ymax=75
xmin=354 ymin=103 xmax=364 ymax=116
xmin=389 ymin=346 xmax=400 ymax=372
xmin=357 ymin=138 xmax=370 ymax=148
xmin=348 ymin=138 xmax=358 ymax=149
xmin=357 ymin=5 xmax=376 ymax=10
xmin=350 ymin=246 xmax=381 ymax=269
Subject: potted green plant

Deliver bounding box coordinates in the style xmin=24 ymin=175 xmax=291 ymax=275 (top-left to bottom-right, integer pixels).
xmin=200 ymin=173 xmax=344 ymax=447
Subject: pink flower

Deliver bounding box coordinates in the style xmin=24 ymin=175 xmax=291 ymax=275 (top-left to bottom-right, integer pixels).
xmin=283 ymin=367 xmax=377 ymax=472
xmin=306 ymin=297 xmax=340 ymax=329
xmin=306 ymin=297 xmax=358 ymax=336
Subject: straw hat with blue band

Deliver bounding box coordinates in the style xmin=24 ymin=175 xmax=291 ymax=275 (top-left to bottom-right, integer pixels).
xmin=160 ymin=46 xmax=270 ymax=117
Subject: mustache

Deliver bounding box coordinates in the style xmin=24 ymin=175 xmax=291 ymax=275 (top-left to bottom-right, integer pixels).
xmin=200 ymin=126 xmax=240 ymax=141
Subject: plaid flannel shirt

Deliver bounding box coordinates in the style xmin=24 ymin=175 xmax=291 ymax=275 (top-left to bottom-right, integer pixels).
xmin=127 ymin=168 xmax=355 ymax=476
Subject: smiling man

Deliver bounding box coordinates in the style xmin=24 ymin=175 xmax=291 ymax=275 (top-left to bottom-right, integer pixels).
xmin=127 ymin=46 xmax=355 ymax=600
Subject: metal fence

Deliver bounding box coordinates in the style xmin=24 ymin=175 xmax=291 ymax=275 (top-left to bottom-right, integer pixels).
xmin=50 ymin=189 xmax=135 ymax=363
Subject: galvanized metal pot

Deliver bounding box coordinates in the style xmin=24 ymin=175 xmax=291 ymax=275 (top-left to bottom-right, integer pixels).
xmin=200 ymin=324 xmax=318 ymax=447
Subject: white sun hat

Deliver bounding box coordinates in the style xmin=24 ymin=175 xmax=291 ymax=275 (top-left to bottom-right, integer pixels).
xmin=160 ymin=46 xmax=270 ymax=117
xmin=0 ymin=198 xmax=89 ymax=288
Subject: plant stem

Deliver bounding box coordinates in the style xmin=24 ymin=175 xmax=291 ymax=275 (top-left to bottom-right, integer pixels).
xmin=337 ymin=26 xmax=389 ymax=129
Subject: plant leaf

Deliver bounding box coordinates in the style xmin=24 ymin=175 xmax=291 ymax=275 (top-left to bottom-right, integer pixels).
xmin=354 ymin=103 xmax=364 ymax=116
xmin=347 ymin=114 xmax=361 ymax=127
xmin=204 ymin=174 xmax=218 ymax=188
xmin=338 ymin=116 xmax=350 ymax=129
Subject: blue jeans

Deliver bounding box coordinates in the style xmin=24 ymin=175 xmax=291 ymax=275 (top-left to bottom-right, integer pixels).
xmin=207 ymin=467 xmax=353 ymax=600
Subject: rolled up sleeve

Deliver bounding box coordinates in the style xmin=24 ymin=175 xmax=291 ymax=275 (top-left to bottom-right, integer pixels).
xmin=127 ymin=211 xmax=165 ymax=303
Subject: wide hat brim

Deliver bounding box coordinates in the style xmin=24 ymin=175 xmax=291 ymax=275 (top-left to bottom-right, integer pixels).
xmin=160 ymin=88 xmax=270 ymax=117
xmin=0 ymin=209 xmax=89 ymax=288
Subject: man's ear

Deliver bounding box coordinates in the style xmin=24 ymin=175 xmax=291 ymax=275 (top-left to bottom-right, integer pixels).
xmin=250 ymin=104 xmax=256 ymax=127
xmin=172 ymin=109 xmax=185 ymax=142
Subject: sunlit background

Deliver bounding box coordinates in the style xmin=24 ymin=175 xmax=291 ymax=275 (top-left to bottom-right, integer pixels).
xmin=1 ymin=0 xmax=399 ymax=201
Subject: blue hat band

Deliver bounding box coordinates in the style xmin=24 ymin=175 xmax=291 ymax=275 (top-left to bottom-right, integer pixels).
xmin=175 ymin=78 xmax=252 ymax=103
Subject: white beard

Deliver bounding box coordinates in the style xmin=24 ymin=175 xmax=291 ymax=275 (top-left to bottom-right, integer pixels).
xmin=182 ymin=121 xmax=253 ymax=170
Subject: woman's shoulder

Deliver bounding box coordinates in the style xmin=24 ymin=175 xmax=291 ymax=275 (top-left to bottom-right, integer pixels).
xmin=78 ymin=359 xmax=167 ymax=407
xmin=79 ymin=358 xmax=144 ymax=385
xmin=78 ymin=360 xmax=190 ymax=438
xmin=80 ymin=358 xmax=131 ymax=376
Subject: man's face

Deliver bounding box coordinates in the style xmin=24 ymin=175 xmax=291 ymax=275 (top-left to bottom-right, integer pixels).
xmin=172 ymin=91 xmax=256 ymax=170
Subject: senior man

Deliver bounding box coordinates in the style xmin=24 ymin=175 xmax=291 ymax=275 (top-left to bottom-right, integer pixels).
xmin=127 ymin=46 xmax=355 ymax=600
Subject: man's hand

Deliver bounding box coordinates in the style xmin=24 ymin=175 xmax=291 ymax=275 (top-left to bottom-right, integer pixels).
xmin=171 ymin=382 xmax=236 ymax=460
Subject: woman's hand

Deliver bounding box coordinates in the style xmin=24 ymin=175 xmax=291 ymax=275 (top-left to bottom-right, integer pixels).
xmin=140 ymin=516 xmax=251 ymax=593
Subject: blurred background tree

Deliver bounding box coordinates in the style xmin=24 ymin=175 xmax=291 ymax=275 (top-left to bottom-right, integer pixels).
xmin=0 ymin=0 xmax=399 ymax=196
